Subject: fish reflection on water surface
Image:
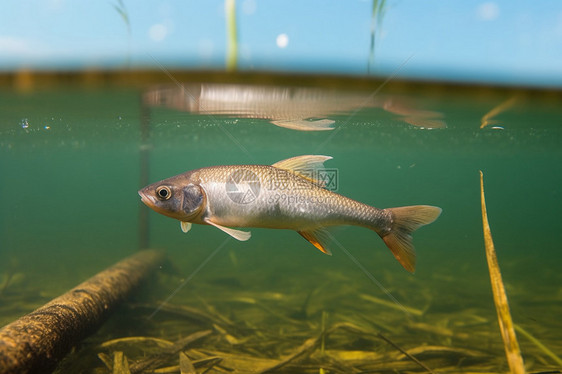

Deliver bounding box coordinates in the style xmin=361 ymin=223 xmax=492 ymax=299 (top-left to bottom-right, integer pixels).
xmin=139 ymin=155 xmax=441 ymax=272
xmin=143 ymin=83 xmax=446 ymax=131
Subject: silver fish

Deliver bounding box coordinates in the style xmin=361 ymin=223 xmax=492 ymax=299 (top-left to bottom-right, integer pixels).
xmin=138 ymin=155 xmax=442 ymax=272
xmin=143 ymin=83 xmax=446 ymax=131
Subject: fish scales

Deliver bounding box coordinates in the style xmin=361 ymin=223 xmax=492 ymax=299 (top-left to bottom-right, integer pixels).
xmin=190 ymin=164 xmax=391 ymax=231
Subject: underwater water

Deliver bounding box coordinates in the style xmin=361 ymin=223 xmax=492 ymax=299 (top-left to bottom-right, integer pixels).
xmin=1 ymin=75 xmax=561 ymax=373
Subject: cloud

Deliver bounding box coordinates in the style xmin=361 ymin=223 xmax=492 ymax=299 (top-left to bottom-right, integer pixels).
xmin=276 ymin=33 xmax=289 ymax=48
xmin=149 ymin=24 xmax=168 ymax=42
xmin=477 ymin=2 xmax=500 ymax=21
xmin=0 ymin=37 xmax=36 ymax=56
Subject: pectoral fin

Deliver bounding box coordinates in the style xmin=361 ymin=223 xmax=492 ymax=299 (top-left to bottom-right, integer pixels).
xmin=205 ymin=219 xmax=251 ymax=241
xmin=180 ymin=221 xmax=192 ymax=233
xmin=298 ymin=228 xmax=332 ymax=255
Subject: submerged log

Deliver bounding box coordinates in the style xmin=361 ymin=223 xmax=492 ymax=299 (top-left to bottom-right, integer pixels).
xmin=0 ymin=249 xmax=165 ymax=374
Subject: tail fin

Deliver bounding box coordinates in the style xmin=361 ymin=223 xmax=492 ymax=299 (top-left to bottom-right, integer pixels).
xmin=381 ymin=205 xmax=442 ymax=273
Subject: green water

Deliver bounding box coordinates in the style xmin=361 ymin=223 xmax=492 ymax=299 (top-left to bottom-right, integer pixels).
xmin=1 ymin=79 xmax=561 ymax=373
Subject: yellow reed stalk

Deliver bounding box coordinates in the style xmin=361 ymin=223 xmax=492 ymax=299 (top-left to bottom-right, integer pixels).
xmin=480 ymin=171 xmax=526 ymax=374
xmin=480 ymin=96 xmax=518 ymax=128
xmin=225 ymin=0 xmax=238 ymax=71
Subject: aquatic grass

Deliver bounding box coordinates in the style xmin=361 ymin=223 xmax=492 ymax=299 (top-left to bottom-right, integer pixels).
xmin=112 ymin=0 xmax=131 ymax=37
xmin=480 ymin=171 xmax=526 ymax=374
xmin=53 ymin=254 xmax=562 ymax=373
xmin=480 ymin=96 xmax=518 ymax=128
xmin=112 ymin=351 xmax=130 ymax=374
xmin=112 ymin=0 xmax=132 ymax=66
xmin=514 ymin=324 xmax=562 ymax=367
xmin=368 ymin=0 xmax=387 ymax=73
xmin=359 ymin=293 xmax=424 ymax=316
xmin=225 ymin=0 xmax=238 ymax=71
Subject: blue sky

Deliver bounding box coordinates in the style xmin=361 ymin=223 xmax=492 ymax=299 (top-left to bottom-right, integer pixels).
xmin=1 ymin=0 xmax=561 ymax=86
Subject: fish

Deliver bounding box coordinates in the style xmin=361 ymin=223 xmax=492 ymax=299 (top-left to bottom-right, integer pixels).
xmin=138 ymin=155 xmax=442 ymax=272
xmin=143 ymin=83 xmax=446 ymax=131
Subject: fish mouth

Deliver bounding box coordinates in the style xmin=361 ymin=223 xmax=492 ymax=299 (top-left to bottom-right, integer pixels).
xmin=138 ymin=189 xmax=155 ymax=206
xmin=138 ymin=188 xmax=181 ymax=219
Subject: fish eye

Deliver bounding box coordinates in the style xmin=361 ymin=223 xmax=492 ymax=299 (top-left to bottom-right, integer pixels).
xmin=156 ymin=186 xmax=172 ymax=201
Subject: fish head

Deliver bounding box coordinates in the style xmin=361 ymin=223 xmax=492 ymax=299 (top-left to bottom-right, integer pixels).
xmin=138 ymin=175 xmax=205 ymax=222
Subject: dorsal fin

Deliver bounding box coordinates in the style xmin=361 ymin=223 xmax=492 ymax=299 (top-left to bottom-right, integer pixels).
xmin=272 ymin=155 xmax=332 ymax=186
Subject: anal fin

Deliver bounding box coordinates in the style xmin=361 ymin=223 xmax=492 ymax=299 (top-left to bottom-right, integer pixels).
xmin=205 ymin=218 xmax=251 ymax=241
xmin=298 ymin=228 xmax=332 ymax=255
